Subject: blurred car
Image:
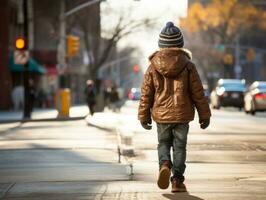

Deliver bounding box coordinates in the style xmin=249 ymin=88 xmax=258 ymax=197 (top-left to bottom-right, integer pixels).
xmin=244 ymin=81 xmax=266 ymax=115
xmin=128 ymin=87 xmax=141 ymax=100
xmin=210 ymin=79 xmax=246 ymax=110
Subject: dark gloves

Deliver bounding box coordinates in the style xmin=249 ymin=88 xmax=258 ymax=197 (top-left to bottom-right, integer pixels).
xmin=140 ymin=119 xmax=152 ymax=130
xmin=199 ymin=118 xmax=210 ymax=129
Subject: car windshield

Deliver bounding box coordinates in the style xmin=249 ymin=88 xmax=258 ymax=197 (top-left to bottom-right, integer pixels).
xmin=220 ymin=83 xmax=246 ymax=91
xmin=221 ymin=83 xmax=245 ymax=91
xmin=257 ymin=84 xmax=266 ymax=90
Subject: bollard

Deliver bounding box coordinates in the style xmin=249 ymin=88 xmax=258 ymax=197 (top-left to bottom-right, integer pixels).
xmin=56 ymin=88 xmax=71 ymax=118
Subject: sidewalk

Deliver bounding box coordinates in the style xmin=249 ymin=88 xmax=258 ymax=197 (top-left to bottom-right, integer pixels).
xmin=0 ymin=119 xmax=131 ymax=199
xmin=2 ymin=178 xmax=266 ymax=200
xmin=1 ymin=102 xmax=266 ymax=199
xmin=0 ymin=105 xmax=89 ymax=123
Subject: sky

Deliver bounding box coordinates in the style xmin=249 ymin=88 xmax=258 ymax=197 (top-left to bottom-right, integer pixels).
xmin=101 ymin=0 xmax=188 ymax=69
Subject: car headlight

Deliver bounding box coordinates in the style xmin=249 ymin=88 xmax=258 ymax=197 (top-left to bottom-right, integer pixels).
xmin=217 ymin=87 xmax=225 ymax=96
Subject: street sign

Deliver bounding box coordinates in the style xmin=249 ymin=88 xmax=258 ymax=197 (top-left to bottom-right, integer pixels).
xmin=14 ymin=50 xmax=29 ymax=65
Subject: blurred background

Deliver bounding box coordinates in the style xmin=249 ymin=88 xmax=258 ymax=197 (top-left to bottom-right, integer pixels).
xmin=0 ymin=0 xmax=265 ymax=117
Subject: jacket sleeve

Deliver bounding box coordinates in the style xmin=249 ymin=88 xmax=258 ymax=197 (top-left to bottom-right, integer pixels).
xmin=138 ymin=65 xmax=155 ymax=122
xmin=188 ymin=63 xmax=211 ymax=120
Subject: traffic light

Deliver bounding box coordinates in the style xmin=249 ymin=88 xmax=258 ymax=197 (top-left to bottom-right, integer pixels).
xmin=223 ymin=54 xmax=233 ymax=65
xmin=15 ymin=37 xmax=27 ymax=50
xmin=246 ymin=48 xmax=256 ymax=61
xmin=133 ymin=65 xmax=140 ymax=73
xmin=67 ymin=35 xmax=80 ymax=58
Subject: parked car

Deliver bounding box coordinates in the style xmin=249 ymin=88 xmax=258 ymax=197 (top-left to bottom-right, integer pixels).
xmin=128 ymin=88 xmax=141 ymax=100
xmin=210 ymin=79 xmax=246 ymax=110
xmin=244 ymin=81 xmax=266 ymax=115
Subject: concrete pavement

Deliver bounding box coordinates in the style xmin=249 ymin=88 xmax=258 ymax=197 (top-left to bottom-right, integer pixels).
xmin=0 ymin=101 xmax=266 ymax=199
xmin=0 ymin=119 xmax=130 ymax=199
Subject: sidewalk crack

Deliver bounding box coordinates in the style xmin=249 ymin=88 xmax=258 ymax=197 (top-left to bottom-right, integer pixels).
xmin=1 ymin=182 xmax=16 ymax=199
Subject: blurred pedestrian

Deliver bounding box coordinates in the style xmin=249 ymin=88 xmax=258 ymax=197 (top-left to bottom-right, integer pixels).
xmin=109 ymin=86 xmax=120 ymax=112
xmin=85 ymin=80 xmax=96 ymax=116
xmin=104 ymin=86 xmax=111 ymax=109
xmin=138 ymin=22 xmax=211 ymax=193
xmin=12 ymin=85 xmax=24 ymax=110
xmin=29 ymin=79 xmax=36 ymax=113
xmin=37 ymin=89 xmax=46 ymax=108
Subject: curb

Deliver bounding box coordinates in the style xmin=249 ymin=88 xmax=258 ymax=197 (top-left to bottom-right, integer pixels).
xmin=117 ymin=127 xmax=135 ymax=157
xmin=0 ymin=115 xmax=87 ymax=124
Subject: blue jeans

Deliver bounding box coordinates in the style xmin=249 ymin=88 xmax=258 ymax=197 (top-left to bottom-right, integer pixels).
xmin=157 ymin=123 xmax=189 ymax=182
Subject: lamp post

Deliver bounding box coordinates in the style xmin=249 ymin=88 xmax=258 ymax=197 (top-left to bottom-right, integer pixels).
xmin=22 ymin=0 xmax=31 ymax=119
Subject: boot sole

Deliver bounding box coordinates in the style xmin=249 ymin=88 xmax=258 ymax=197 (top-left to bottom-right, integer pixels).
xmin=171 ymin=188 xmax=187 ymax=193
xmin=157 ymin=167 xmax=171 ymax=189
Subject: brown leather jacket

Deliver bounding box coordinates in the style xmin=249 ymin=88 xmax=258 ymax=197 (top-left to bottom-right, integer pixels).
xmin=138 ymin=48 xmax=211 ymax=123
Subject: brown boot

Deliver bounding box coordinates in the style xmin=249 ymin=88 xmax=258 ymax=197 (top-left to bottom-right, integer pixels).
xmin=157 ymin=161 xmax=171 ymax=189
xmin=171 ymin=178 xmax=187 ymax=193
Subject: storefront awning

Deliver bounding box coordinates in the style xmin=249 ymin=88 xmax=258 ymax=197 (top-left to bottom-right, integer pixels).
xmin=9 ymin=56 xmax=46 ymax=74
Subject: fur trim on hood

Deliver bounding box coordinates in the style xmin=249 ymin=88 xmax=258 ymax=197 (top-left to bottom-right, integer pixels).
xmin=149 ymin=48 xmax=192 ymax=61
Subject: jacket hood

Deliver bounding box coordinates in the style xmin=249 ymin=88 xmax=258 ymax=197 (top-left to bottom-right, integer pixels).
xmin=149 ymin=48 xmax=192 ymax=78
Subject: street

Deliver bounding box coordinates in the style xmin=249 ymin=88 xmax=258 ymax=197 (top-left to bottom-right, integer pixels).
xmin=0 ymin=101 xmax=266 ymax=199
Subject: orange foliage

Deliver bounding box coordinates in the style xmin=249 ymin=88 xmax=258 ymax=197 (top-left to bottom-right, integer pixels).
xmin=180 ymin=0 xmax=260 ymax=39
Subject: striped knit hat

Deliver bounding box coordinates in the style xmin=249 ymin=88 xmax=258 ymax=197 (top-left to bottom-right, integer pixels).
xmin=158 ymin=22 xmax=184 ymax=48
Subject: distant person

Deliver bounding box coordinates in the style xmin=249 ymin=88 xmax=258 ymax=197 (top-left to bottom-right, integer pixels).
xmin=109 ymin=86 xmax=120 ymax=112
xmin=37 ymin=88 xmax=46 ymax=108
xmin=104 ymin=87 xmax=111 ymax=109
xmin=29 ymin=79 xmax=36 ymax=113
xmin=12 ymin=86 xmax=24 ymax=110
xmin=85 ymin=80 xmax=96 ymax=116
xmin=138 ymin=22 xmax=211 ymax=193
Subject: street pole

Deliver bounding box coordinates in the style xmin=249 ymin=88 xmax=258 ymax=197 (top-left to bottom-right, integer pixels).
xmin=57 ymin=0 xmax=66 ymax=88
xmin=23 ymin=0 xmax=31 ymax=118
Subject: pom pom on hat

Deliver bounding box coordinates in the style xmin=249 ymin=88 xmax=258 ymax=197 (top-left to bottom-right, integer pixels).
xmin=166 ymin=21 xmax=174 ymax=28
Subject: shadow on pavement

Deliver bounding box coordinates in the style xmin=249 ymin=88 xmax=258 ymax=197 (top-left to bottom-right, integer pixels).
xmin=0 ymin=123 xmax=22 ymax=135
xmin=87 ymin=122 xmax=114 ymax=132
xmin=163 ymin=193 xmax=204 ymax=200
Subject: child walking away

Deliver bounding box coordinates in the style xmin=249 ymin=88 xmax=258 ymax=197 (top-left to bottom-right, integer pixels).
xmin=138 ymin=22 xmax=211 ymax=193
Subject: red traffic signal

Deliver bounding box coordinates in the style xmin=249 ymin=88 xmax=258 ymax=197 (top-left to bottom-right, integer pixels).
xmin=15 ymin=37 xmax=27 ymax=50
xmin=133 ymin=65 xmax=140 ymax=73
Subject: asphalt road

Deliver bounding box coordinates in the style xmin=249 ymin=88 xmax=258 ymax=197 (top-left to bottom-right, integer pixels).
xmin=0 ymin=102 xmax=266 ymax=199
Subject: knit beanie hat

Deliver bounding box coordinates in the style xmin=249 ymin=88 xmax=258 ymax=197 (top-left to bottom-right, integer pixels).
xmin=158 ymin=22 xmax=184 ymax=48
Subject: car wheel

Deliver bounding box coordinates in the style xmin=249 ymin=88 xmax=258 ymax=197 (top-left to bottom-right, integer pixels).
xmin=216 ymin=101 xmax=220 ymax=110
xmin=250 ymin=102 xmax=256 ymax=116
xmin=244 ymin=103 xmax=249 ymax=114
